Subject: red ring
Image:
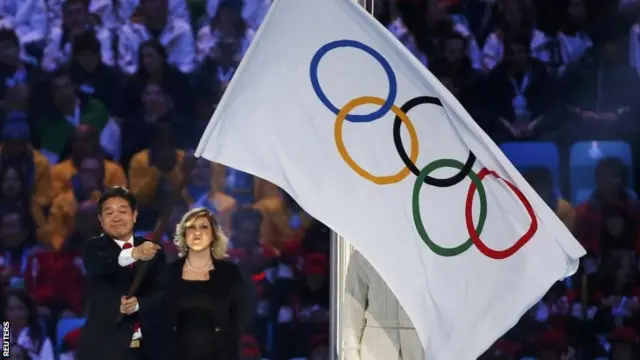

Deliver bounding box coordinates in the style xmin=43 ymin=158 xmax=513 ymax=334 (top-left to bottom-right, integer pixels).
xmin=464 ymin=168 xmax=538 ymax=259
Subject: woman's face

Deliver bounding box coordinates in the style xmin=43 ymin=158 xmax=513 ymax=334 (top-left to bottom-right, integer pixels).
xmin=142 ymin=83 xmax=166 ymax=110
xmin=4 ymin=295 xmax=28 ymax=331
xmin=185 ymin=216 xmax=214 ymax=253
xmin=141 ymin=46 xmax=163 ymax=75
xmin=1 ymin=168 xmax=21 ymax=198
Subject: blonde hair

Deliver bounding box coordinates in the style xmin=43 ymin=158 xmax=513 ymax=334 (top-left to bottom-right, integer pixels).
xmin=173 ymin=208 xmax=229 ymax=259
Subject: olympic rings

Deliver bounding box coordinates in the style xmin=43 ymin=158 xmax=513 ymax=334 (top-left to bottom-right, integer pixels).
xmin=309 ymin=40 xmax=397 ymax=123
xmin=335 ymin=96 xmax=419 ymax=185
xmin=393 ymin=96 xmax=477 ymax=187
xmin=412 ymin=159 xmax=487 ymax=256
xmin=309 ymin=39 xmax=538 ymax=260
xmin=465 ymin=168 xmax=538 ymax=259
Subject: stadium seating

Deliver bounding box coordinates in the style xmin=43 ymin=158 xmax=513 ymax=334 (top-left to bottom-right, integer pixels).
xmin=569 ymin=141 xmax=633 ymax=203
xmin=499 ymin=141 xmax=561 ymax=188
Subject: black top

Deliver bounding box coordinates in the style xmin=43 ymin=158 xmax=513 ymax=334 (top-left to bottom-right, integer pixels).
xmin=167 ymin=258 xmax=248 ymax=360
xmin=178 ymin=279 xmax=217 ymax=360
xmin=77 ymin=234 xmax=176 ymax=360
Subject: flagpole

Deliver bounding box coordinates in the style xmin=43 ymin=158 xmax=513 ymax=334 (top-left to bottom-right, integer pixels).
xmin=329 ymin=231 xmax=342 ymax=360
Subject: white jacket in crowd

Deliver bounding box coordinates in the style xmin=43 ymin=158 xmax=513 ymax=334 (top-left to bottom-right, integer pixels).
xmin=342 ymin=250 xmax=424 ymax=360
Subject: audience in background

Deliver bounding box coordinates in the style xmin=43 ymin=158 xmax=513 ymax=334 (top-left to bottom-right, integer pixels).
xmin=2 ymin=0 xmax=640 ymax=359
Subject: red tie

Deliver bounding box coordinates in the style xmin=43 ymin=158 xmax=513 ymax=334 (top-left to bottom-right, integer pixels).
xmin=122 ymin=242 xmax=134 ymax=269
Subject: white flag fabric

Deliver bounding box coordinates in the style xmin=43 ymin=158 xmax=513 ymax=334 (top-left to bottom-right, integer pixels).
xmin=195 ymin=0 xmax=586 ymax=358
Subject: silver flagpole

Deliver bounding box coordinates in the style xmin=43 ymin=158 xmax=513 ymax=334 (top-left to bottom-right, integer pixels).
xmin=329 ymin=2 xmax=373 ymax=360
xmin=329 ymin=231 xmax=342 ymax=360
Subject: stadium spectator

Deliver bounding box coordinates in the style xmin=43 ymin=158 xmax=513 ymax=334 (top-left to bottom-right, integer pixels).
xmin=561 ymin=26 xmax=640 ymax=141
xmin=189 ymin=158 xmax=237 ymax=232
xmin=69 ymin=29 xmax=123 ymax=113
xmin=123 ymin=40 xmax=193 ymax=120
xmin=196 ymin=0 xmax=254 ymax=65
xmin=42 ymin=0 xmax=114 ymax=72
xmin=50 ymin=125 xmax=127 ymax=199
xmin=0 ymin=29 xmax=46 ymax=106
xmin=554 ymin=0 xmax=592 ymax=75
xmin=0 ymin=115 xmax=52 ymax=213
xmin=0 ymin=0 xmax=47 ymax=46
xmin=522 ymin=167 xmax=575 ymax=230
xmin=575 ymin=157 xmax=640 ymax=255
xmin=0 ymin=212 xmax=40 ymax=289
xmin=255 ymin=190 xmax=313 ymax=250
xmin=38 ymin=69 xmax=116 ymax=164
xmin=485 ymin=33 xmax=554 ymax=141
xmin=48 ymin=156 xmax=105 ymax=250
xmin=128 ymin=121 xmax=185 ymax=225
xmin=482 ymin=0 xmax=550 ymax=71
xmin=2 ymin=288 xmax=55 ymax=359
xmin=117 ymin=0 xmax=196 ymax=74
xmin=206 ymin=0 xmax=270 ymax=32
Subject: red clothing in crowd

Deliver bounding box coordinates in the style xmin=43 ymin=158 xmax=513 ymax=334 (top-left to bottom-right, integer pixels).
xmin=24 ymin=250 xmax=85 ymax=315
xmin=574 ymin=199 xmax=640 ymax=254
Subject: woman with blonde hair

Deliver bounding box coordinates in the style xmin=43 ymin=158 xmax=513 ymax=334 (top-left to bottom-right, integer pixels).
xmin=168 ymin=207 xmax=248 ymax=360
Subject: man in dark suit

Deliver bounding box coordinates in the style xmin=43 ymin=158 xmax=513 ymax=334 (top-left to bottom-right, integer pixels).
xmin=77 ymin=186 xmax=175 ymax=360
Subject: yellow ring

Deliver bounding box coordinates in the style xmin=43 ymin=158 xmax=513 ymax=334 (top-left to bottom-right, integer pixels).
xmin=334 ymin=96 xmax=419 ymax=185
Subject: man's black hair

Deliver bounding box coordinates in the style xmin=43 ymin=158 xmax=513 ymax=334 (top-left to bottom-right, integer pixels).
xmin=595 ymin=156 xmax=627 ymax=181
xmin=97 ymin=186 xmax=137 ymax=213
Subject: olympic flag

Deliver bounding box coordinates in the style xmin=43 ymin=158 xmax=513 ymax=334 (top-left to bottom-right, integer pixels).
xmin=195 ymin=0 xmax=586 ymax=358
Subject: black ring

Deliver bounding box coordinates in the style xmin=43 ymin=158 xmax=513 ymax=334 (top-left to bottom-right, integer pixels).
xmin=392 ymin=96 xmax=476 ymax=187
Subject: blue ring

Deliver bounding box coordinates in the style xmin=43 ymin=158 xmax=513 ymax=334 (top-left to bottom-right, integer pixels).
xmin=309 ymin=39 xmax=397 ymax=123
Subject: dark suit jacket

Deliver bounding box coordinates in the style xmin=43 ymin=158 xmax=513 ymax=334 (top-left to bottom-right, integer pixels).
xmin=77 ymin=234 xmax=176 ymax=360
xmin=167 ymin=257 xmax=248 ymax=360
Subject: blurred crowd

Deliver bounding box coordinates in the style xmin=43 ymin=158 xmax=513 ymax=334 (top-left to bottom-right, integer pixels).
xmin=2 ymin=0 xmax=640 ymax=359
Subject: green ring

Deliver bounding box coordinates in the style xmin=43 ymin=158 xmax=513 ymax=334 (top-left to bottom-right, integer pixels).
xmin=412 ymin=159 xmax=488 ymax=257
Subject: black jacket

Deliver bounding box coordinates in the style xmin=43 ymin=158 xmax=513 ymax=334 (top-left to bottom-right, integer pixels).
xmin=167 ymin=257 xmax=248 ymax=360
xmin=77 ymin=234 xmax=176 ymax=360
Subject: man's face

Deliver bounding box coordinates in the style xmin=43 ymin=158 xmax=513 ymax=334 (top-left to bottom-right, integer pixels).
xmin=51 ymin=75 xmax=75 ymax=107
xmin=73 ymin=128 xmax=98 ymax=156
xmin=98 ymin=196 xmax=137 ymax=239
